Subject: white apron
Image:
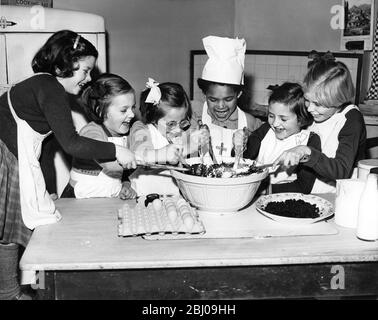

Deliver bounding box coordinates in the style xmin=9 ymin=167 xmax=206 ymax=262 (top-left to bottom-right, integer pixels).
xmin=201 ymin=101 xmax=248 ymax=163
xmin=71 ymin=136 xmax=127 ymax=199
xmin=257 ymin=129 xmax=311 ymax=185
xmin=309 ymin=104 xmax=359 ymax=193
xmin=7 ymin=85 xmax=61 ymax=230
xmin=130 ymin=124 xmax=180 ymax=196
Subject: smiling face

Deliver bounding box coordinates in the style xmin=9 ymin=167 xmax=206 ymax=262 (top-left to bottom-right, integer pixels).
xmin=56 ymin=55 xmax=96 ymax=95
xmin=204 ymin=84 xmax=241 ymax=122
xmin=268 ymin=102 xmax=301 ymax=140
xmin=103 ymin=93 xmax=136 ymax=136
xmin=304 ymin=94 xmax=338 ymax=123
xmin=156 ymin=102 xmax=188 ymax=139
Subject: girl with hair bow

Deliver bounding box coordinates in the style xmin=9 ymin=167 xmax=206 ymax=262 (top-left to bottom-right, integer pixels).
xmin=128 ymin=78 xmax=209 ymax=196
xmin=307 ymin=50 xmax=336 ymax=68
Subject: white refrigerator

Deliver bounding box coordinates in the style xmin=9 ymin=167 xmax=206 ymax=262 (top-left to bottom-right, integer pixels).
xmin=0 ymin=4 xmax=107 ymax=196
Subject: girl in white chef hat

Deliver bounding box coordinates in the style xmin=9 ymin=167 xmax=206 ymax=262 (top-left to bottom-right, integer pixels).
xmin=191 ymin=35 xmax=263 ymax=164
xmin=128 ymin=78 xmax=209 ymax=196
xmin=61 ymin=73 xmax=138 ymax=200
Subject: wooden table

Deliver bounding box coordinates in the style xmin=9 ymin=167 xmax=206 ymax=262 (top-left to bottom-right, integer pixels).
xmin=20 ymin=196 xmax=378 ymax=300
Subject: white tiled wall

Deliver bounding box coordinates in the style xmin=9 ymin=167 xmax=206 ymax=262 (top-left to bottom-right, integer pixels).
xmin=192 ymin=52 xmax=360 ymax=106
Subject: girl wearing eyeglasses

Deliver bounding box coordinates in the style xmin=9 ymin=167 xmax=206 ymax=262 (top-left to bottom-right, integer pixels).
xmin=129 ymin=79 xmax=209 ymax=196
xmin=272 ymin=53 xmax=366 ymax=193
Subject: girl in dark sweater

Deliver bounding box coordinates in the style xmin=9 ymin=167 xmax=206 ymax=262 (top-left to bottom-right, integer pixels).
xmin=0 ymin=30 xmax=136 ymax=300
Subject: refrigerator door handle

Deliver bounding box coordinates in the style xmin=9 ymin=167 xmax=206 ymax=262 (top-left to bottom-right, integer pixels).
xmin=0 ymin=16 xmax=17 ymax=29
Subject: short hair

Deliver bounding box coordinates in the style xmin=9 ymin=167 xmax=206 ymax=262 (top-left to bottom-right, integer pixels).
xmin=268 ymin=82 xmax=313 ymax=129
xmin=81 ymin=73 xmax=134 ymax=123
xmin=140 ymin=82 xmax=192 ymax=124
xmin=32 ymin=30 xmax=98 ymax=78
xmin=303 ymin=59 xmax=355 ymax=108
xmin=197 ymin=78 xmax=242 ymax=95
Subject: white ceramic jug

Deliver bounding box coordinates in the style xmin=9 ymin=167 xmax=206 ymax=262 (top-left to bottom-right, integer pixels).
xmin=356 ymin=168 xmax=378 ymax=241
xmin=335 ymin=179 xmax=365 ymax=228
xmin=358 ymin=159 xmax=378 ymax=180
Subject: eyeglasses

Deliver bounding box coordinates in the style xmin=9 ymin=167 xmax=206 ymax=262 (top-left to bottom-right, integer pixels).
xmin=165 ymin=118 xmax=191 ymax=131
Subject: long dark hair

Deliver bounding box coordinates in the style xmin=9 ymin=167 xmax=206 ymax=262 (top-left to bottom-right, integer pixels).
xmin=32 ymin=30 xmax=98 ymax=78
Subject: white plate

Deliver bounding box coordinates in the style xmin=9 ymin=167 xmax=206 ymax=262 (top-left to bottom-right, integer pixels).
xmin=255 ymin=193 xmax=334 ymax=225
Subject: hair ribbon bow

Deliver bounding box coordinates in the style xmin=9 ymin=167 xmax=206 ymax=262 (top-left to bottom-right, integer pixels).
xmin=267 ymin=84 xmax=280 ymax=91
xmin=308 ymin=50 xmax=335 ymax=68
xmin=145 ymin=78 xmax=161 ymax=105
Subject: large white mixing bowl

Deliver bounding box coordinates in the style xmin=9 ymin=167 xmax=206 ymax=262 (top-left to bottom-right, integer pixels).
xmin=170 ymin=157 xmax=268 ymax=213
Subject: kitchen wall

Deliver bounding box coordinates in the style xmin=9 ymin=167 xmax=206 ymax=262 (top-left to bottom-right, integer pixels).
xmin=54 ymin=0 xmax=235 ymax=98
xmin=234 ymin=0 xmax=342 ymax=52
xmin=234 ymin=0 xmax=373 ymax=99
xmin=54 ymin=0 xmax=373 ymax=102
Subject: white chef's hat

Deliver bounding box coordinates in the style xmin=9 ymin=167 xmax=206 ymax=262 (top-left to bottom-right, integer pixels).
xmin=200 ymin=35 xmax=246 ymax=85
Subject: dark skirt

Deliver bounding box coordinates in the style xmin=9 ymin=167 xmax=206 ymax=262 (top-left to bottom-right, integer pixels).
xmin=0 ymin=139 xmax=32 ymax=247
xmin=60 ymin=183 xmax=76 ymax=198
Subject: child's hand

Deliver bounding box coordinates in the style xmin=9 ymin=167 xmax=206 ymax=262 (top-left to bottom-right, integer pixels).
xmin=118 ymin=181 xmax=137 ymax=200
xmin=233 ymin=129 xmax=247 ymax=153
xmin=198 ymin=128 xmax=210 ymax=146
xmin=184 ymin=128 xmax=210 ymax=155
xmin=115 ymin=145 xmax=137 ymax=169
xmin=273 ymin=145 xmax=311 ymax=168
xmin=164 ymin=144 xmax=181 ymax=164
xmin=50 ymin=193 xmax=58 ymax=201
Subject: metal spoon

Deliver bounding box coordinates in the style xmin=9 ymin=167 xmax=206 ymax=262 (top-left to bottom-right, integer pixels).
xmin=166 ymin=136 xmax=189 ymax=168
xmin=140 ymin=163 xmax=190 ymax=172
xmin=255 ymin=155 xmax=310 ymax=169
xmin=254 ymin=163 xmax=276 ymax=170
xmin=233 ymin=127 xmax=248 ymax=170
xmin=255 ymin=155 xmax=310 ymax=170
xmin=198 ymin=120 xmax=218 ymax=165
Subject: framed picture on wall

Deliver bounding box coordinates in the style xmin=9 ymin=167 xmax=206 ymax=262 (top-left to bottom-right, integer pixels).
xmin=340 ymin=0 xmax=374 ymax=51
xmin=0 ymin=0 xmax=53 ymax=7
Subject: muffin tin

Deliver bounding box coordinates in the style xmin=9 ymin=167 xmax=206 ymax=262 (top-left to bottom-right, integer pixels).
xmin=118 ymin=196 xmax=205 ymax=237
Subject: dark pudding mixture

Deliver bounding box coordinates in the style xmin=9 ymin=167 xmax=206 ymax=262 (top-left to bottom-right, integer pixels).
xmin=185 ymin=162 xmax=263 ymax=178
xmin=264 ymin=199 xmax=320 ymax=219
